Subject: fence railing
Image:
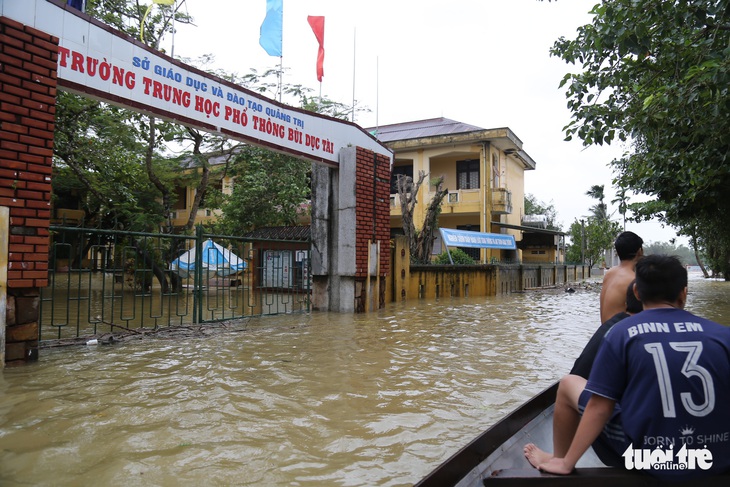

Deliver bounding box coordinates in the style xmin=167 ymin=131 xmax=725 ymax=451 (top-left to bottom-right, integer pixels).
xmin=40 ymin=226 xmax=311 ymax=341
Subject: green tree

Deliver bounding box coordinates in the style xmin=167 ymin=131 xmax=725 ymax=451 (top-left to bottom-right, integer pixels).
xmin=586 ymin=185 xmax=608 ymax=221
xmin=643 ymin=241 xmax=698 ymax=267
xmin=551 ymin=0 xmax=730 ymax=277
xmin=53 ymin=0 xmax=196 ymax=233
xmin=566 ymin=218 xmax=620 ymax=268
xmin=524 ymin=194 xmax=562 ymax=231
xmin=434 ymin=248 xmax=476 ymax=265
xmin=53 ymin=91 xmax=162 ymax=230
xmin=212 ymin=147 xmax=311 ymax=235
xmin=611 ymin=184 xmax=630 ymax=231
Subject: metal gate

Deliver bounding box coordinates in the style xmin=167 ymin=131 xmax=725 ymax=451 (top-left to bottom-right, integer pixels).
xmin=39 ymin=226 xmax=311 ymax=341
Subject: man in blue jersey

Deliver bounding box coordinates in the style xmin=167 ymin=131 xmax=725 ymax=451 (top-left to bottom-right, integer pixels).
xmin=525 ymin=255 xmax=730 ymax=481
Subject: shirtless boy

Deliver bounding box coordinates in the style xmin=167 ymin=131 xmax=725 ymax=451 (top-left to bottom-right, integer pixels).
xmin=599 ymin=231 xmax=643 ymax=323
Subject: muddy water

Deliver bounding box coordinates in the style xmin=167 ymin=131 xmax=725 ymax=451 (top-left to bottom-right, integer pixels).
xmin=1 ymin=276 xmax=727 ymax=486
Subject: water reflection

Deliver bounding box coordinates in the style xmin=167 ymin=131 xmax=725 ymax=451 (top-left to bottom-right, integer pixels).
xmin=1 ymin=276 xmax=727 ymax=486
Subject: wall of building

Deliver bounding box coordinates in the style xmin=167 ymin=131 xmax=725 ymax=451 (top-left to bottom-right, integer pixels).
xmin=503 ymin=152 xmax=526 ymax=229
xmin=1 ymin=16 xmax=57 ymax=366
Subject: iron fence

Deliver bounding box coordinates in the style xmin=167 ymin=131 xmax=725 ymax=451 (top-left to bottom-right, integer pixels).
xmin=40 ymin=226 xmax=311 ymax=341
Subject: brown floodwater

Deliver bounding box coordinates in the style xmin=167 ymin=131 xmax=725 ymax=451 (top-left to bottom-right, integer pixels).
xmin=1 ymin=274 xmax=728 ymax=486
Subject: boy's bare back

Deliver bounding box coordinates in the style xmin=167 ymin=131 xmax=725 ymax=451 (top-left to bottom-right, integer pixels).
xmin=598 ymin=231 xmax=644 ymax=324
xmin=599 ymin=263 xmax=636 ymax=323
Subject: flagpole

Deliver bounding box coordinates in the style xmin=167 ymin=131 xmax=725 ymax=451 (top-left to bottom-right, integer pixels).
xmin=278 ymin=55 xmax=283 ymax=102
xmin=171 ymin=0 xmax=176 ymax=58
xmin=376 ymin=56 xmax=379 ymax=135
xmin=351 ymin=27 xmax=356 ymax=123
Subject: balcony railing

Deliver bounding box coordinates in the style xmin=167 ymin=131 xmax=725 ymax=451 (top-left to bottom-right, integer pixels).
xmin=390 ymin=189 xmax=483 ymax=217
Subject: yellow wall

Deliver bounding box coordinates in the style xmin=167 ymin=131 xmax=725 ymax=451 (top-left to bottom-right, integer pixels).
xmin=390 ymin=236 xmax=589 ymax=303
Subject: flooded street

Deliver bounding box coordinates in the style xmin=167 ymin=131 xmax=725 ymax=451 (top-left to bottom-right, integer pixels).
xmin=1 ymin=275 xmax=728 ymax=486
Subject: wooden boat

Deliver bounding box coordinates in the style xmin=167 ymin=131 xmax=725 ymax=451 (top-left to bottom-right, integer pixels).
xmin=414 ymin=382 xmax=730 ymax=487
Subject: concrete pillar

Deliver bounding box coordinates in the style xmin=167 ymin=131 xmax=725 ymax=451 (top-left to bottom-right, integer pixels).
xmin=311 ymin=149 xmax=357 ymax=312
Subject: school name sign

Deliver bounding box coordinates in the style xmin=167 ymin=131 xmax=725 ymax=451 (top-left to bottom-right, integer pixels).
xmin=1 ymin=0 xmax=390 ymax=166
xmin=440 ymin=228 xmax=516 ymax=250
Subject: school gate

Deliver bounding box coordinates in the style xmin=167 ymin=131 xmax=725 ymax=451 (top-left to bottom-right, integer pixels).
xmin=0 ymin=0 xmax=393 ymax=366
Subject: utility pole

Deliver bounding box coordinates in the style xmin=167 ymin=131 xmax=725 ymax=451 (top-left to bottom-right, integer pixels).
xmin=581 ymin=219 xmax=586 ymax=265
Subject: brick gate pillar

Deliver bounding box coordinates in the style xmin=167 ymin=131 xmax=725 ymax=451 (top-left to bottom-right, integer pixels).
xmin=0 ymin=16 xmax=57 ymax=367
xmin=311 ymin=146 xmax=391 ymax=312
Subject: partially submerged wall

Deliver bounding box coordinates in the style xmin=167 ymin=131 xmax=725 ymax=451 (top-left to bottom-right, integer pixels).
xmin=390 ymin=236 xmax=590 ymax=302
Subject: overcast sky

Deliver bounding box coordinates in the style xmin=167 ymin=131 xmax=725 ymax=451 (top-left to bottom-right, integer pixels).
xmin=170 ymin=0 xmax=685 ymax=246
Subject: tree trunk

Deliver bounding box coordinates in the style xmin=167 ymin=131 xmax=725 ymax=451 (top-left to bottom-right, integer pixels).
xmin=397 ymin=172 xmax=447 ymax=264
xmin=182 ymin=128 xmax=208 ymax=231
xmin=414 ymin=177 xmax=447 ymax=263
xmin=130 ymin=237 xmax=170 ymax=294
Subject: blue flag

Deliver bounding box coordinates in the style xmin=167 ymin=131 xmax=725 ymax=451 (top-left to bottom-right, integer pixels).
xmin=259 ymin=0 xmax=283 ymax=57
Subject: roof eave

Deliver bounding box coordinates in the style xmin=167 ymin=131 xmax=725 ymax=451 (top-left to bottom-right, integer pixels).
xmin=383 ymin=127 xmax=536 ymax=170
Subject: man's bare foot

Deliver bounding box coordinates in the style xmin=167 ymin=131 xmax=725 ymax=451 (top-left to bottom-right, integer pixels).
xmin=523 ymin=443 xmax=553 ymax=469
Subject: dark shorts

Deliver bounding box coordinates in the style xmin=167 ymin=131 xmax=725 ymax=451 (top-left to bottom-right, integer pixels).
xmin=578 ymin=389 xmax=631 ymax=467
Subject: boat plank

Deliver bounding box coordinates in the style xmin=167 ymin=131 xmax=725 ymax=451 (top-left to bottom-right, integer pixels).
xmin=486 ymin=468 xmax=730 ymax=486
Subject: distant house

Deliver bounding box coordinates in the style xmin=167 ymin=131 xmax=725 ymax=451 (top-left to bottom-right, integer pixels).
xmin=370 ymin=117 xmax=562 ymax=263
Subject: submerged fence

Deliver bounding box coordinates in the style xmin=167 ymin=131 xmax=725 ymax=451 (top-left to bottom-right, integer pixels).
xmin=39 ymin=226 xmax=311 ymax=341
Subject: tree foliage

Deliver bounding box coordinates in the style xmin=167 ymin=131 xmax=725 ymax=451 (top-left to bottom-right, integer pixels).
xmin=566 ymin=217 xmax=621 ymax=268
xmin=53 ymin=91 xmax=163 ymax=229
xmin=643 ymin=240 xmax=699 ymax=267
xmin=434 ymin=248 xmax=476 ymax=265
xmin=566 ymin=183 xmax=622 ymax=267
xmin=551 ymin=0 xmax=730 ymax=276
xmin=586 ymin=184 xmax=608 ymax=221
xmin=524 ymin=194 xmax=562 ymax=231
xmin=212 ymin=147 xmax=311 ymax=235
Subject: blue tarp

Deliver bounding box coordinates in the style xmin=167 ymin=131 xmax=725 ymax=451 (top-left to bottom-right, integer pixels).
xmin=171 ymin=239 xmax=246 ymax=277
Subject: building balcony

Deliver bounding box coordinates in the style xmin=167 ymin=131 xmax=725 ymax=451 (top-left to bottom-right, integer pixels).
xmin=390 ymin=189 xmax=481 ymax=217
xmin=492 ymin=187 xmax=512 ymax=215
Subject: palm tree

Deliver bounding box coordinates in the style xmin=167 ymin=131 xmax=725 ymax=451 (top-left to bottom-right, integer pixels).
xmin=611 ymin=185 xmax=630 ymax=230
xmin=586 ymin=184 xmax=608 ymax=221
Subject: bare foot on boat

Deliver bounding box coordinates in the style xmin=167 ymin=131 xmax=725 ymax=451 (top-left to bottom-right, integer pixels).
xmin=524 ymin=443 xmax=553 ymax=469
xmin=534 ymin=457 xmax=575 ymax=475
